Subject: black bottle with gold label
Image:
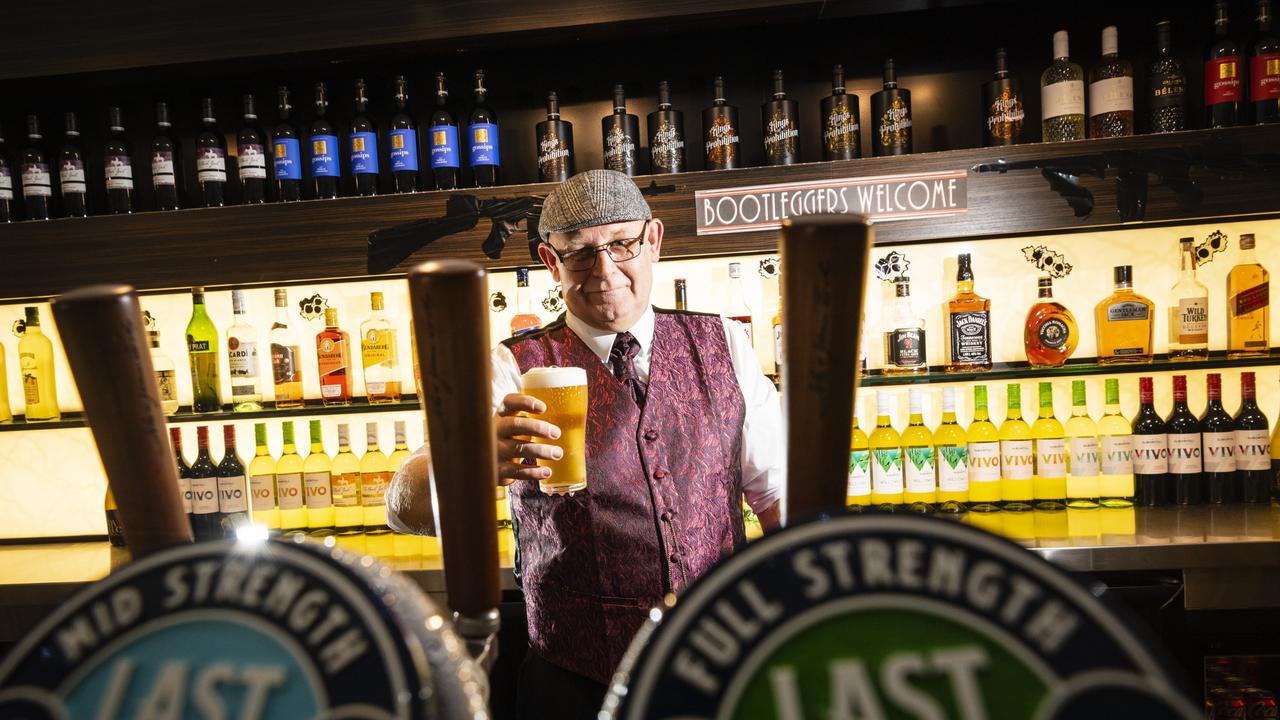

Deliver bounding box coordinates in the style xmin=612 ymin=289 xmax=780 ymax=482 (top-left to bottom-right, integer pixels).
xmin=982 ymin=48 xmax=1025 ymax=146
xmin=820 ymin=64 xmax=861 ymax=161
xmin=871 ymin=58 xmax=913 ymax=156
xmin=648 ymin=81 xmax=686 ymax=174
xmin=702 ymin=76 xmax=741 ymax=170
xmin=535 ymin=91 xmax=574 ymax=182
xmin=761 ymin=70 xmax=800 ymax=165
xmin=602 ymin=84 xmax=640 ymax=176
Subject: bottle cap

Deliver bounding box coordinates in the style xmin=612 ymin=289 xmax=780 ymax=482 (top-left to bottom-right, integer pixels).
xmin=1039 ymin=381 xmax=1053 ymax=407
xmin=242 ymin=93 xmax=257 ymax=119
xmin=882 ymin=58 xmax=897 ymax=86
xmin=658 ymin=80 xmax=672 ymax=107
xmin=613 ymin=84 xmax=627 ymax=111
xmin=1240 ymin=233 xmax=1256 ymax=250
xmin=274 ymin=288 xmax=288 ymax=307
xmin=310 ymin=419 xmax=323 ymax=442
xmin=1172 ymin=375 xmax=1188 ymax=401
xmin=772 ymin=70 xmax=786 ymax=98
xmin=254 ymin=422 xmax=267 ymax=445
xmin=1101 ymin=26 xmax=1119 ymax=56
xmin=1053 ymin=30 xmax=1070 ymax=59
xmin=1113 ymin=265 xmax=1133 ymax=284
xmin=338 ymin=423 xmax=350 ymax=445
xmin=197 ymin=425 xmax=210 ymax=447
xmin=324 ymin=307 xmax=338 ymax=326
xmin=171 ymin=426 xmax=184 ymax=448
xmin=1242 ymin=371 xmax=1256 ymax=398
xmin=942 ymin=387 xmax=956 ymax=413
xmin=1071 ymin=379 xmax=1086 ymax=406
xmin=908 ymin=387 xmax=922 ymax=413
xmin=974 ymin=384 xmax=988 ymax=410
xmin=107 ymin=106 xmax=125 ymax=131
xmin=1138 ymin=376 xmax=1153 ymax=404
xmin=201 ymin=98 xmax=216 ymax=122
xmin=832 ymin=64 xmax=846 ymax=92
xmin=371 ymin=291 xmax=385 ymax=310
xmin=395 ymin=420 xmax=406 ymax=442
xmin=877 ymin=391 xmax=892 ymax=416
xmin=994 ymin=48 xmax=1009 ymax=75
xmin=231 ymin=289 xmax=246 ymax=314
xmin=729 ymin=262 xmax=741 ymax=278
xmin=24 ymin=306 xmax=39 ymax=326
xmin=223 ymin=424 xmax=236 ymax=445
xmin=1105 ymin=378 xmax=1120 ymax=405
xmin=1206 ymin=372 xmax=1222 ymax=400
xmin=713 ymin=76 xmax=727 ymax=103
xmin=1007 ymin=382 xmax=1021 ymax=406
xmin=367 ymin=421 xmax=379 ymax=443
xmin=546 ymin=91 xmax=560 ymax=117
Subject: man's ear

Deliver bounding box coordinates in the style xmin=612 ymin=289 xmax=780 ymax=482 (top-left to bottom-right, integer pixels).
xmin=647 ymin=218 xmax=665 ymax=261
xmin=536 ymin=241 xmax=562 ymax=284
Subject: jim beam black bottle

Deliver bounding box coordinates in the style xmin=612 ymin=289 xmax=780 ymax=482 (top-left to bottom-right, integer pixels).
xmin=602 ymin=84 xmax=640 ymax=175
xmin=762 ymin=70 xmax=800 ymax=165
xmin=536 ymin=91 xmax=574 ymax=182
xmin=1148 ymin=21 xmax=1189 ymax=132
xmin=821 ymin=64 xmax=861 ymax=161
xmin=872 ymin=58 xmax=913 ymax=156
xmin=104 ymin=107 xmax=134 ymax=214
xmin=703 ymin=76 xmax=740 ymax=170
xmin=59 ymin=112 xmax=87 ymax=218
xmin=648 ymin=80 xmax=686 ymax=174
xmin=982 ymin=49 xmax=1025 ymax=146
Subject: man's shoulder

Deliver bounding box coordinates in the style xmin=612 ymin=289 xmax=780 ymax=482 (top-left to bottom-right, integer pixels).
xmin=653 ymin=306 xmax=723 ymax=321
xmin=500 ymin=316 xmax=569 ymax=349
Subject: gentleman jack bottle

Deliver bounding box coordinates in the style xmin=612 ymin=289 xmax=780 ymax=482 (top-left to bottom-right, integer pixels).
xmin=536 ymin=91 xmax=574 ymax=182
xmin=648 ymin=81 xmax=686 ymax=174
xmin=871 ymin=58 xmax=913 ymax=156
xmin=702 ymin=76 xmax=740 ymax=170
xmin=821 ymin=64 xmax=860 ymax=160
xmin=761 ymin=70 xmax=799 ymax=165
xmin=982 ymin=49 xmax=1024 ymax=146
xmin=602 ymin=84 xmax=640 ymax=176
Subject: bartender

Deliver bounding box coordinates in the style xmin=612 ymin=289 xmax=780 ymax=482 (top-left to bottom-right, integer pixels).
xmin=389 ymin=169 xmax=782 ymax=719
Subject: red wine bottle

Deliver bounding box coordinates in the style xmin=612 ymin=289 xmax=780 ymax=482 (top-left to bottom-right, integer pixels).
xmin=237 ymin=94 xmax=268 ymax=204
xmin=170 ymin=427 xmax=194 ymax=530
xmin=1167 ymin=375 xmax=1204 ymax=505
xmin=21 ymin=114 xmax=52 ymax=221
xmin=1234 ymin=370 xmax=1272 ymax=502
xmin=216 ymin=424 xmax=251 ymax=537
xmin=1132 ymin=376 xmax=1169 ymax=506
xmin=388 ymin=76 xmax=419 ymax=193
xmin=196 ymin=98 xmax=228 ymax=207
xmin=468 ymin=70 xmax=499 ymax=188
xmin=1201 ymin=373 xmax=1238 ymax=503
xmin=1207 ymin=0 xmax=1244 ymax=128
xmin=1252 ymin=0 xmax=1280 ymax=124
xmin=0 ymin=126 xmax=13 ymax=222
xmin=152 ymin=102 xmax=183 ymax=211
xmin=309 ymin=82 xmax=340 ymax=199
xmin=188 ymin=426 xmax=222 ymax=541
xmin=428 ymin=72 xmax=460 ymax=190
xmin=350 ymin=79 xmax=379 ymax=197
xmin=272 ymin=87 xmax=302 ymax=202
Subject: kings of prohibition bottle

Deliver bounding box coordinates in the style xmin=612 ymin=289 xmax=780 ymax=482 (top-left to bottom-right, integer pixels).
xmin=469 ymin=70 xmax=500 ymax=188
xmin=761 ymin=70 xmax=799 ymax=165
xmin=649 ymin=80 xmax=686 ymax=174
xmin=871 ymin=58 xmax=912 ymax=156
xmin=982 ymin=48 xmax=1025 ymax=146
xmin=602 ymin=84 xmax=640 ymax=176
xmin=536 ymin=92 xmax=574 ymax=183
xmin=821 ymin=64 xmax=861 ymax=160
xmin=703 ymin=76 xmax=741 ymax=170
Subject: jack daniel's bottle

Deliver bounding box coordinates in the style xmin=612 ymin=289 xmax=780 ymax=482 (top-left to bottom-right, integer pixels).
xmin=761 ymin=70 xmax=799 ymax=165
xmin=982 ymin=49 xmax=1024 ymax=146
xmin=648 ymin=81 xmax=686 ymax=174
xmin=821 ymin=64 xmax=860 ymax=161
xmin=702 ymin=76 xmax=740 ymax=170
xmin=602 ymin=84 xmax=639 ymax=176
xmin=535 ymin=92 xmax=574 ymax=182
xmin=871 ymin=58 xmax=913 ymax=156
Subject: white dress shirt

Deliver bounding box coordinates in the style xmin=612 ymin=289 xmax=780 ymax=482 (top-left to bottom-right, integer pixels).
xmin=491 ymin=306 xmax=784 ymax=514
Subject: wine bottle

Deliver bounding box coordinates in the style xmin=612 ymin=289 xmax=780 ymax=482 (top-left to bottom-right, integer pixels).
xmin=148 ymin=328 xmax=179 ymax=416
xmin=152 ymin=102 xmax=182 ymax=210
xmin=310 ymin=82 xmax=340 ymax=199
xmin=869 ymin=391 xmax=904 ymax=509
xmin=761 ymin=70 xmax=800 ymax=165
xmin=1149 ymin=21 xmax=1189 ymax=133
xmin=468 ymin=70 xmax=500 ymax=187
xmin=21 ymin=114 xmax=51 ymax=221
xmin=535 ymin=91 xmax=574 ymax=182
xmin=0 ymin=126 xmax=13 ymax=222
xmin=350 ymin=79 xmax=380 ymax=197
xmin=1254 ymin=0 xmax=1280 ymax=124
xmin=103 ymin=108 xmax=134 ymax=214
xmin=303 ymin=419 xmax=336 ymax=535
xmin=186 ymin=287 xmax=222 ymax=413
xmin=967 ymin=385 xmax=1001 ymax=512
xmin=248 ymin=422 xmax=280 ymax=532
xmin=1065 ymin=380 xmax=1100 ymax=508
xmin=1031 ymin=382 xmax=1067 ymax=510
xmin=19 ymin=307 xmax=59 ymax=421
xmin=361 ymin=422 xmax=391 ymax=532
xmin=999 ymin=383 xmax=1035 ymax=511
xmin=428 ymin=72 xmax=460 ymax=190
xmin=170 ymin=427 xmax=194 ymax=528
xmin=982 ymin=49 xmax=1025 ymax=146
xmin=388 ymin=76 xmax=420 ymax=193
xmin=276 ymin=422 xmax=307 ymax=534
xmin=1166 ymin=375 xmax=1204 ymax=505
xmin=196 ymin=98 xmax=227 ymax=207
xmin=703 ymin=76 xmax=741 ymax=170
xmin=901 ymin=388 xmax=936 ymax=512
xmin=847 ymin=403 xmax=871 ymax=509
xmin=933 ymin=388 xmax=968 ymax=513
xmin=272 ymin=86 xmax=302 ymax=202
xmin=189 ymin=425 xmax=221 ymax=541
xmin=216 ymin=424 xmax=250 ymax=538
xmin=1202 ymin=373 xmax=1238 ymax=503
xmin=602 ymin=84 xmax=640 ymax=176
xmin=648 ymin=80 xmax=686 ymax=174
xmin=1207 ymin=0 xmax=1244 ymax=128
xmin=1088 ymin=26 xmax=1135 ymax=138
xmin=1132 ymin=376 xmax=1170 ymax=507
xmin=1234 ymin=370 xmax=1271 ymax=502
xmin=332 ymin=423 xmax=362 ymax=534
xmin=1041 ymin=30 xmax=1086 ymax=142
xmin=59 ymin=112 xmax=87 ymax=218
xmin=1098 ymin=378 xmax=1135 ymax=507
xmin=105 ymin=487 xmax=125 ymax=547
xmin=822 ymin=64 xmax=861 ymax=160
xmin=237 ymin=94 xmax=268 ymax=204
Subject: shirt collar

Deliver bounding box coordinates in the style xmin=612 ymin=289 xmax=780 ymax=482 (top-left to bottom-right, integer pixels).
xmin=564 ymin=305 xmax=655 ymax=364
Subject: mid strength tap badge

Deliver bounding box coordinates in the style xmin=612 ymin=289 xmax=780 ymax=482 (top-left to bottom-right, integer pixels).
xmin=602 ymin=513 xmax=1197 ymax=719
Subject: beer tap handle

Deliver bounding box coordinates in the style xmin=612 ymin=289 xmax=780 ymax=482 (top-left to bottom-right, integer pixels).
xmin=51 ymin=285 xmax=193 ymax=558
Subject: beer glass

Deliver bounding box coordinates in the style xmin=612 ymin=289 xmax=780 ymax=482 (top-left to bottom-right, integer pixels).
xmin=520 ymin=366 xmax=589 ymax=494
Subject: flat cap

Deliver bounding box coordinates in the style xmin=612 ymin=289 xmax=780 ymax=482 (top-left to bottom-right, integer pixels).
xmin=538 ymin=169 xmax=652 ymax=241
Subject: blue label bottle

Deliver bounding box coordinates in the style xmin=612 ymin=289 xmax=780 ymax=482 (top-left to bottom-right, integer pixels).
xmin=429 ymin=72 xmax=460 ymax=190
xmin=469 ymin=69 xmax=500 ymax=187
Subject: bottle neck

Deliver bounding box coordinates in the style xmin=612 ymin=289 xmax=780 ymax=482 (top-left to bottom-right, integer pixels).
xmin=1006 ymin=406 xmax=1022 ymax=421
xmin=957 ymin=279 xmax=974 ymax=295
xmin=940 ymin=410 xmax=957 ymax=424
xmin=1180 ymin=247 xmax=1197 ymax=276
xmin=1039 ymin=403 xmax=1054 ymax=419
xmin=275 ymin=305 xmax=290 ymax=324
xmin=876 ymin=412 xmax=892 ymax=428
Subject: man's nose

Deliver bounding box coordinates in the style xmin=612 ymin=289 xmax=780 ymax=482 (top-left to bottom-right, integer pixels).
xmin=591 ymin=248 xmax=620 ymax=278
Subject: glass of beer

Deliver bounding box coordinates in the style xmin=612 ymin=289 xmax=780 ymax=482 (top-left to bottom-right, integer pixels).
xmin=520 ymin=366 xmax=588 ymax=495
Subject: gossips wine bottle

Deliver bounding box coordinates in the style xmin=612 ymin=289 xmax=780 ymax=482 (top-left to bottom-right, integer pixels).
xmin=272 ymin=86 xmax=303 ymax=202
xmin=388 ymin=76 xmax=420 ymax=193
xmin=309 ymin=82 xmax=340 ymax=199
xmin=468 ymin=70 xmax=500 ymax=187
xmin=350 ymin=79 xmax=380 ymax=196
xmin=428 ymin=72 xmax=461 ymax=190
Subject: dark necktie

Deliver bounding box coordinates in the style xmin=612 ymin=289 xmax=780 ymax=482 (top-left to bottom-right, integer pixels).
xmin=608 ymin=331 xmax=646 ymax=408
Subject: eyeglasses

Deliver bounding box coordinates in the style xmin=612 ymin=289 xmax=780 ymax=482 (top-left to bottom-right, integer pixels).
xmin=544 ymin=221 xmax=650 ymax=272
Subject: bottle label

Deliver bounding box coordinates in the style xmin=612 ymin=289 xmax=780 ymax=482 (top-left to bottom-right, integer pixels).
xmin=1088 ymin=76 xmax=1134 ymax=116
xmin=155 ymin=369 xmax=177 ymax=402
xmin=276 ymin=472 xmax=304 ymax=510
xmin=362 ymin=329 xmax=395 ymax=368
xmin=1174 ymin=297 xmax=1208 ymax=343
xmin=1041 ymin=80 xmax=1085 ymax=120
xmin=22 ymin=369 xmax=40 ymax=405
xmin=651 ymin=121 xmax=685 ymax=171
xmin=824 ymin=102 xmax=860 ymax=154
xmin=0 ymin=166 xmax=12 ymax=200
xmin=1068 ymin=436 xmax=1100 ymax=477
xmin=21 ymin=163 xmax=52 ymax=197
xmin=967 ymin=441 xmax=1000 ymax=483
xmin=60 ymin=159 xmax=86 ymax=194
xmin=429 ymin=124 xmax=460 ymax=169
xmin=949 ymin=310 xmax=990 ymax=364
xmin=885 ymin=328 xmax=926 ymax=367
xmin=469 ymin=122 xmax=499 ymax=167
xmin=936 ymin=444 xmax=968 ymax=492
xmin=190 ymin=476 xmax=219 ymax=514
xmin=1151 ymin=71 xmax=1187 ymax=109
xmin=1106 ymin=300 xmax=1149 ymax=322
xmin=847 ymin=449 xmax=871 ymax=497
xmin=250 ymin=473 xmax=276 ymax=510
xmin=1034 ymin=437 xmax=1067 ymax=478
xmin=1100 ymin=436 xmax=1134 ymax=475
xmin=603 ymin=123 xmax=637 ymax=173
xmin=903 ymin=446 xmax=936 ymax=494
xmin=537 ymin=130 xmax=572 ymax=179
xmin=1203 ymin=431 xmax=1237 ymax=472
xmin=350 ymin=132 xmax=379 ymax=175
xmin=1236 ymin=428 xmax=1270 ymax=470
xmin=273 ymin=138 xmax=302 ymax=180
xmin=227 ymin=337 xmax=258 ymax=377
xmin=1132 ymin=434 xmax=1169 ymax=474
xmin=871 ymin=448 xmax=903 ymax=495
xmin=877 ymin=96 xmax=912 ymax=150
xmin=271 ymin=343 xmax=301 ymax=385
xmin=1000 ymin=439 xmax=1034 ymax=480
xmin=309 ymin=135 xmax=340 ymax=177
xmin=317 ymin=337 xmax=348 ymax=391
xmin=985 ymin=89 xmax=1025 ymax=142
xmin=705 ymin=115 xmax=740 ymax=167
xmin=1168 ymin=433 xmax=1202 ymax=473
xmin=196 ymin=148 xmax=227 ymax=182
xmin=238 ymin=142 xmax=267 ymax=180
xmin=217 ymin=474 xmax=248 ymax=513
xmin=303 ymin=471 xmax=333 ymax=509
xmin=729 ymin=315 xmax=754 ymax=346
xmin=763 ymin=113 xmax=799 ymax=161
xmin=177 ymin=476 xmax=192 ymax=514
xmin=1205 ymin=56 xmax=1243 ymax=105
xmin=389 ymin=128 xmax=419 ymax=172
xmin=362 ymin=471 xmax=390 ymax=506
xmin=1233 ymin=283 xmax=1269 ymax=317
xmin=151 ymin=150 xmax=175 ymax=187
xmin=332 ymin=472 xmax=360 ymax=507
xmin=1037 ymin=317 xmax=1070 ymax=349
xmin=1252 ymin=53 xmax=1280 ymax=101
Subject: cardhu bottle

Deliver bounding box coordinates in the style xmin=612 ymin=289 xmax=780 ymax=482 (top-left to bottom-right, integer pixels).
xmin=1252 ymin=0 xmax=1280 ymax=124
xmin=820 ymin=64 xmax=860 ymax=161
xmin=702 ymin=76 xmax=740 ymax=170
xmin=648 ymin=80 xmax=686 ymax=174
xmin=982 ymin=49 xmax=1025 ymax=146
xmin=602 ymin=84 xmax=639 ymax=176
xmin=871 ymin=58 xmax=913 ymax=156
xmin=535 ymin=91 xmax=574 ymax=182
xmin=761 ymin=70 xmax=799 ymax=165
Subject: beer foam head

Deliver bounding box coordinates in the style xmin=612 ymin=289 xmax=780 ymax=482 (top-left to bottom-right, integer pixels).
xmin=521 ymin=365 xmax=588 ymax=389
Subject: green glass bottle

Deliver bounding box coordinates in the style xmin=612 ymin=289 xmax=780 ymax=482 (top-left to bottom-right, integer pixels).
xmin=186 ymin=287 xmax=222 ymax=413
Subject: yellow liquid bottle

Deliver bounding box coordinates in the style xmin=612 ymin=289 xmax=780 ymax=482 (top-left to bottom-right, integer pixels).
xmin=0 ymin=343 xmax=12 ymax=423
xmin=966 ymin=384 xmax=1001 ymax=512
xmin=275 ymin=422 xmax=307 ymax=533
xmin=361 ymin=291 xmax=402 ymax=404
xmin=869 ymin=391 xmax=904 ymax=508
xmin=360 ymin=422 xmax=391 ymax=533
xmin=1098 ymin=378 xmax=1135 ymax=507
xmin=999 ymin=383 xmax=1034 ymax=511
xmin=1064 ymin=380 xmax=1101 ymax=508
xmin=934 ymin=387 xmax=968 ymax=513
xmin=19 ymin=307 xmax=59 ymax=422
xmin=847 ymin=403 xmax=871 ymax=509
xmin=902 ymin=387 xmax=937 ymax=512
xmin=1031 ymin=381 xmax=1067 ymax=509
xmin=303 ymin=419 xmax=336 ymax=534
xmin=247 ymin=422 xmax=280 ymax=531
xmin=331 ymin=423 xmax=363 ymax=534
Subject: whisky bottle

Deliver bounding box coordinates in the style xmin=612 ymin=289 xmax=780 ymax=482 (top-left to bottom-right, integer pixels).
xmin=0 ymin=344 xmax=8 ymax=423
xmin=703 ymin=76 xmax=741 ymax=170
xmin=982 ymin=49 xmax=1025 ymax=146
xmin=361 ymin=291 xmax=401 ymax=404
xmin=216 ymin=424 xmax=250 ymax=538
xmin=761 ymin=70 xmax=800 ymax=166
xmin=602 ymin=84 xmax=640 ymax=176
xmin=1201 ymin=372 xmax=1238 ymax=503
xmin=148 ymin=329 xmax=179 ymax=415
xmin=196 ymin=98 xmax=227 ymax=207
xmin=535 ymin=92 xmax=574 ymax=182
xmin=1088 ymin=26 xmax=1135 ymax=138
xmin=19 ymin=307 xmax=59 ymax=421
xmin=152 ymin=102 xmax=183 ymax=210
xmin=1166 ymin=374 xmax=1204 ymax=505
xmin=428 ymin=72 xmax=460 ymax=190
xmin=674 ymin=278 xmax=688 ymax=311
xmin=648 ymin=81 xmax=686 ymax=174
xmin=1132 ymin=376 xmax=1170 ymax=507
xmin=350 ymin=79 xmax=380 ymax=197
xmin=104 ymin=107 xmax=135 ymax=214
xmin=1169 ymin=237 xmax=1209 ymax=360
xmin=469 ymin=70 xmax=500 ymax=188
xmin=1149 ymin=21 xmax=1189 ymax=133
xmin=1040 ymin=30 xmax=1086 ymax=142
xmin=1094 ymin=265 xmax=1154 ymax=364
xmin=388 ymin=76 xmax=419 ymax=193
xmin=1234 ymin=371 xmax=1271 ymax=503
xmin=1207 ymin=0 xmax=1244 ymax=128
xmin=945 ymin=253 xmax=992 ymax=372
xmin=871 ymin=58 xmax=912 ymax=156
xmin=1253 ymin=0 xmax=1280 ymax=124
xmin=59 ymin=112 xmax=87 ymax=218
xmin=272 ymin=87 xmax=303 ymax=202
xmin=317 ymin=307 xmax=353 ymax=406
xmin=227 ymin=289 xmax=263 ymax=412
xmin=0 ymin=126 xmax=13 ymax=222
xmin=882 ymin=276 xmax=927 ymax=374
xmin=269 ymin=288 xmax=304 ymax=409
xmin=510 ymin=267 xmax=542 ymax=336
xmin=186 ymin=288 xmax=221 ymax=413
xmin=999 ymin=383 xmax=1035 ymax=511
xmin=822 ymin=64 xmax=861 ymax=160
xmin=237 ymin=94 xmax=268 ymax=203
xmin=1024 ymin=276 xmax=1078 ymax=367
xmin=309 ymin=82 xmax=340 ymax=199
xmin=1227 ymin=233 xmax=1271 ymax=357
xmin=22 ymin=114 xmax=52 ymax=220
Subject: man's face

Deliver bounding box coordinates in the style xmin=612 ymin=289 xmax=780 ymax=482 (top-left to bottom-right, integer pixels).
xmin=537 ymin=218 xmax=664 ymax=332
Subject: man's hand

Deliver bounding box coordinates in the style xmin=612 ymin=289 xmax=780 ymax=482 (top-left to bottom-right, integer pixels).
xmin=497 ymin=393 xmax=564 ymax=484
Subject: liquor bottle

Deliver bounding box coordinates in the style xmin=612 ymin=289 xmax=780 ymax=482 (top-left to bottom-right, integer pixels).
xmin=0 ymin=345 xmax=11 ymax=423
xmin=761 ymin=70 xmax=800 ymax=165
xmin=388 ymin=76 xmax=419 ymax=193
xmin=1088 ymin=26 xmax=1135 ymax=138
xmin=848 ymin=406 xmax=871 ymax=509
xmin=350 ymin=79 xmax=379 ymax=197
xmin=196 ymin=99 xmax=227 ymax=207
xmin=1098 ymin=378 xmax=1135 ymax=507
xmin=1041 ymin=30 xmax=1087 ymax=142
xmin=674 ymin=278 xmax=688 ymax=311
xmin=933 ymin=387 xmax=967 ymax=513
xmin=428 ymin=72 xmax=460 ymax=190
xmin=170 ymin=427 xmax=194 ymax=527
xmin=902 ymin=388 xmax=936 ymax=512
xmin=1095 ymin=265 xmax=1155 ymax=364
xmin=248 ymin=422 xmax=280 ymax=532
xmin=703 ymin=76 xmax=741 ymax=170
xmin=216 ymin=424 xmax=250 ymax=538
xmin=822 ymin=64 xmax=861 ymax=160
xmin=189 ymin=426 xmax=221 ymax=541
xmin=602 ymin=84 xmax=640 ymax=176
xmin=19 ymin=307 xmax=59 ymax=421
xmin=869 ymin=391 xmax=904 ymax=509
xmin=1167 ymin=375 xmax=1204 ymax=505
xmin=511 ymin=268 xmax=542 ymax=336
xmin=317 ymin=307 xmax=353 ymax=406
xmin=265 ymin=289 xmax=303 ymax=409
xmin=1253 ymin=0 xmax=1280 ymax=124
xmin=148 ymin=329 xmax=179 ymax=415
xmin=361 ymin=291 xmax=401 ymax=404
xmin=945 ymin=253 xmax=992 ymax=372
xmin=1235 ymin=371 xmax=1271 ymax=502
xmin=982 ymin=49 xmax=1025 ymax=146
xmin=882 ymin=276 xmax=927 ymax=375
xmin=1031 ymin=382 xmax=1067 ymax=509
xmin=59 ymin=112 xmax=87 ymax=217
xmin=967 ymin=385 xmax=1001 ymax=511
xmin=649 ymin=81 xmax=686 ymax=174
xmin=1065 ymin=380 xmax=1100 ymax=508
xmin=1024 ymin=276 xmax=1078 ymax=367
xmin=152 ymin=102 xmax=182 ymax=210
xmin=388 ymin=420 xmax=413 ymax=472
xmin=309 ymin=82 xmax=340 ymax=199
xmin=303 ymin=419 xmax=335 ymax=535
xmin=1170 ymin=237 xmax=1210 ymax=360
xmin=1202 ymin=373 xmax=1238 ymax=503
xmin=361 ymin=422 xmax=391 ymax=532
xmin=536 ymin=92 xmax=574 ymax=182
xmin=186 ymin=287 xmax=221 ymax=413
xmin=1132 ymin=376 xmax=1170 ymax=507
xmin=772 ymin=304 xmax=783 ymax=378
xmin=237 ymin=95 xmax=268 ymax=203
xmin=1149 ymin=21 xmax=1189 ymax=133
xmin=105 ymin=487 xmax=124 ymax=547
xmin=272 ymin=86 xmax=303 ymax=202
xmin=469 ymin=70 xmax=500 ymax=188
xmin=1207 ymin=0 xmax=1244 ymax=128
xmin=0 ymin=126 xmax=13 ymax=222
xmin=276 ymin=422 xmax=306 ymax=534
xmin=1227 ymin=233 xmax=1271 ymax=357
xmin=102 ymin=107 xmax=135 ymax=214
xmin=726 ymin=262 xmax=754 ymax=346
xmin=227 ymin=290 xmax=263 ymax=411
xmin=999 ymin=383 xmax=1035 ymax=511
xmin=22 ymin=115 xmax=52 ymax=220
xmin=871 ymin=58 xmax=912 ymax=156
xmin=331 ymin=423 xmax=362 ymax=534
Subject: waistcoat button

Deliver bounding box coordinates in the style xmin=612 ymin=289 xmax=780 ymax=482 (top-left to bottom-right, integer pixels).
xmin=661 ymin=510 xmax=673 ymax=521
xmin=644 ymin=429 xmax=659 ymax=441
xmin=669 ymin=553 xmax=680 ymax=563
xmin=654 ymin=470 xmax=666 ymax=479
